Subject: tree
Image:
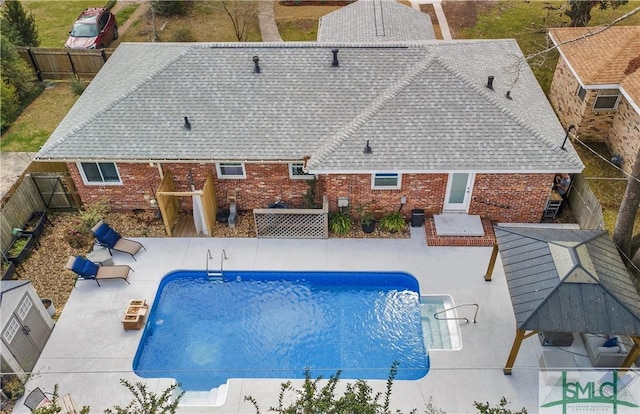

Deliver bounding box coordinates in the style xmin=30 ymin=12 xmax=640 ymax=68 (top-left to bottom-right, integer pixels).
xmin=0 ymin=32 xmax=39 ymax=130
xmin=1 ymin=0 xmax=40 ymax=46
xmin=217 ymin=1 xmax=260 ymax=42
xmin=565 ymin=0 xmax=628 ymax=26
xmin=613 ymin=150 xmax=640 ymax=265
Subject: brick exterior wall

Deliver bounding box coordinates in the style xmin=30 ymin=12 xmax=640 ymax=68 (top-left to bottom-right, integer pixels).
xmin=608 ymin=97 xmax=640 ymax=174
xmin=70 ymin=162 xmax=555 ymax=223
xmin=549 ymin=56 xmax=639 ymax=173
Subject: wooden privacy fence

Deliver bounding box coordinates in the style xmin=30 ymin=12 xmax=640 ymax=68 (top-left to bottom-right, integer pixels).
xmin=17 ymin=47 xmax=115 ymax=81
xmin=1 ymin=176 xmax=46 ymax=253
xmin=568 ymin=173 xmax=605 ymax=230
xmin=253 ymin=196 xmax=329 ymax=239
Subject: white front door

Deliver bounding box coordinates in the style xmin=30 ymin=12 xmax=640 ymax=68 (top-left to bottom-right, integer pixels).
xmin=443 ymin=173 xmax=474 ymax=212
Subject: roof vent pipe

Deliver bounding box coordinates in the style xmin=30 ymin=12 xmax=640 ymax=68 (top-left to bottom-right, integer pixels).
xmin=331 ymin=49 xmax=339 ymax=67
xmin=363 ymin=140 xmax=372 ymax=154
xmin=505 ymin=90 xmax=512 ymax=100
xmin=486 ymin=76 xmax=495 ymax=90
xmin=253 ymin=56 xmax=261 ymax=73
xmin=184 ymin=117 xmax=191 ymax=131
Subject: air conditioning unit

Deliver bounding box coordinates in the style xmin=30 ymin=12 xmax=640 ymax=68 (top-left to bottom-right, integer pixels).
xmin=539 ymin=331 xmax=574 ymax=347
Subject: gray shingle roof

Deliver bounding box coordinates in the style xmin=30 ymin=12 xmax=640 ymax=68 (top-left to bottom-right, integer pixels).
xmin=495 ymin=227 xmax=640 ymax=335
xmin=36 ymin=41 xmax=583 ymax=173
xmin=317 ymin=0 xmax=435 ymax=42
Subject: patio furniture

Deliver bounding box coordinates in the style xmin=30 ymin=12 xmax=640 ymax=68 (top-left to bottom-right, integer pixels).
xmin=86 ymin=247 xmax=114 ymax=266
xmin=24 ymin=387 xmax=49 ymax=410
xmin=122 ymin=299 xmax=148 ymax=330
xmin=539 ymin=350 xmax=579 ymax=385
xmin=65 ymin=256 xmax=133 ymax=287
xmin=581 ymin=333 xmax=628 ymax=368
xmin=91 ymin=220 xmax=146 ymax=260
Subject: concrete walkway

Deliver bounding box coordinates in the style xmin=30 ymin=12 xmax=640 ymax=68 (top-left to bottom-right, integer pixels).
xmin=258 ymin=1 xmax=283 ymax=42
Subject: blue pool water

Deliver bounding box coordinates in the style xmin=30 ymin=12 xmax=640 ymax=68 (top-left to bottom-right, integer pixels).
xmin=133 ymin=270 xmax=430 ymax=391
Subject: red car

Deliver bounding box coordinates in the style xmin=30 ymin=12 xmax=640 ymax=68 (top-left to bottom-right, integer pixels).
xmin=65 ymin=8 xmax=118 ymax=49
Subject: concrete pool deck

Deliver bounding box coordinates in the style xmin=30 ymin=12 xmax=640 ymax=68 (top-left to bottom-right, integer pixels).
xmin=14 ymin=227 xmax=603 ymax=413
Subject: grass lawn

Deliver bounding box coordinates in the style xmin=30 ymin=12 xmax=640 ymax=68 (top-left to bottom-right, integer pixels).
xmin=23 ymin=1 xmax=103 ymax=48
xmin=117 ymin=1 xmax=260 ymax=43
xmin=0 ymin=83 xmax=79 ymax=152
xmin=460 ymin=0 xmax=640 ymax=95
xmin=274 ymin=2 xmax=342 ymax=40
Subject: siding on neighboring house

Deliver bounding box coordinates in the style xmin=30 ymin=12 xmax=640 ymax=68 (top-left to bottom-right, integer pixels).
xmin=609 ymin=97 xmax=640 ymax=172
xmin=549 ymin=58 xmax=615 ymax=141
xmin=70 ymin=162 xmax=554 ymax=223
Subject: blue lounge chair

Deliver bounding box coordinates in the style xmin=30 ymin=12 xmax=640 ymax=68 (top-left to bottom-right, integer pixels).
xmin=65 ymin=256 xmax=132 ymax=287
xmin=91 ymin=220 xmax=146 ymax=260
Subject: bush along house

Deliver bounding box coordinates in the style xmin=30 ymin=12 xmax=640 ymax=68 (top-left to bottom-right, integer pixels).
xmin=35 ymin=41 xmax=583 ymax=232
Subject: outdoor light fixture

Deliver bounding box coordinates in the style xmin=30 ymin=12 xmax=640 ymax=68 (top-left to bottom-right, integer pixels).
xmin=561 ymin=124 xmax=575 ymax=150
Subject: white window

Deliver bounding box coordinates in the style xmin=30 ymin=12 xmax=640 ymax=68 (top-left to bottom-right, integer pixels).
xmin=593 ymin=89 xmax=620 ymax=110
xmin=216 ymin=163 xmax=246 ymax=179
xmin=78 ymin=162 xmax=122 ymax=185
xmin=289 ymin=163 xmax=314 ymax=180
xmin=372 ymin=173 xmax=401 ymax=189
xmin=576 ymin=85 xmax=586 ymax=102
xmin=17 ymin=296 xmax=32 ymax=320
xmin=3 ymin=318 xmax=20 ymax=343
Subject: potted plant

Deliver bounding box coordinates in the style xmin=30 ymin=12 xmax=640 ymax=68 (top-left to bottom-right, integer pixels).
xmin=1 ymin=374 xmax=25 ymax=401
xmin=379 ymin=211 xmax=407 ymax=233
xmin=22 ymin=210 xmax=49 ymax=240
xmin=6 ymin=233 xmax=35 ymax=265
xmin=356 ymin=204 xmax=376 ymax=234
xmin=329 ymin=210 xmax=352 ymax=235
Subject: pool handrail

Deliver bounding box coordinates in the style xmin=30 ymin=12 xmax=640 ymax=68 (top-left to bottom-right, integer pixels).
xmin=206 ymin=249 xmax=227 ymax=277
xmin=433 ymin=303 xmax=479 ymax=324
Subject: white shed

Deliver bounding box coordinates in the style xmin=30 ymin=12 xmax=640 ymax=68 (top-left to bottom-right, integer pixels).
xmin=0 ymin=281 xmax=54 ymax=374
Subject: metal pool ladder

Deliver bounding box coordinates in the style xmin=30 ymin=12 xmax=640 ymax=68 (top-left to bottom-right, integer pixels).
xmin=433 ymin=303 xmax=479 ymax=324
xmin=206 ymin=249 xmax=227 ymax=281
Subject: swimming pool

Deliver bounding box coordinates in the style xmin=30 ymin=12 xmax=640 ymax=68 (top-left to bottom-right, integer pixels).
xmin=420 ymin=295 xmax=462 ymax=350
xmin=133 ymin=270 xmax=430 ymax=391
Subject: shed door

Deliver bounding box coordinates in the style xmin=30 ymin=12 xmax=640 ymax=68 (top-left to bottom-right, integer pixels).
xmin=2 ymin=294 xmax=51 ymax=371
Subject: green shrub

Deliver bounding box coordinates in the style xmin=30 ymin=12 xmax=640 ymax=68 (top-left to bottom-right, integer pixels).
xmin=70 ymin=78 xmax=86 ymax=96
xmin=1 ymin=79 xmax=20 ymax=130
xmin=79 ymin=198 xmax=110 ymax=229
xmin=150 ymin=1 xmax=190 ymax=17
xmin=379 ymin=211 xmax=407 ymax=233
xmin=329 ymin=210 xmax=352 ymax=235
xmin=170 ymin=27 xmax=195 ymax=42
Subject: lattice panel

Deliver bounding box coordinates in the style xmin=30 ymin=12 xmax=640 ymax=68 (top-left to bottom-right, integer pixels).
xmin=254 ymin=212 xmax=328 ymax=239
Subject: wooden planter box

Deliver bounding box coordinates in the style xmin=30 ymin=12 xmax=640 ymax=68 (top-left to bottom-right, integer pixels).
xmin=6 ymin=234 xmax=35 ymax=265
xmin=1 ymin=261 xmax=17 ymax=281
xmin=122 ymin=299 xmax=148 ymax=330
xmin=22 ymin=211 xmax=49 ymax=240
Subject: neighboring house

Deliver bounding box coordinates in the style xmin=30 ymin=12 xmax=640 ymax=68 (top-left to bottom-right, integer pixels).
xmin=318 ymin=0 xmax=436 ymax=42
xmin=1 ymin=281 xmax=54 ymax=374
xmin=548 ymin=26 xmax=640 ymax=174
xmin=35 ymin=40 xmax=582 ymax=224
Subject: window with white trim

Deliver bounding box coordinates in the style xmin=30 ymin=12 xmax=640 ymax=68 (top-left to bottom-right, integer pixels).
xmin=3 ymin=318 xmax=20 ymax=343
xmin=216 ymin=163 xmax=246 ymax=179
xmin=17 ymin=296 xmax=32 ymax=320
xmin=78 ymin=162 xmax=122 ymax=185
xmin=576 ymin=85 xmax=586 ymax=102
xmin=289 ymin=163 xmax=314 ymax=180
xmin=593 ymin=89 xmax=620 ymax=110
xmin=372 ymin=173 xmax=401 ymax=189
